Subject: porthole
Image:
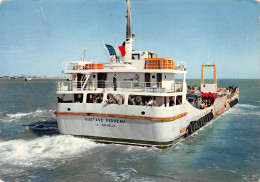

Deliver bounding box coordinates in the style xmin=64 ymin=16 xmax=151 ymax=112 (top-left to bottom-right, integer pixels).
xmin=67 ymin=108 xmax=71 ymax=111
xmin=141 ymin=111 xmax=145 ymax=115
xmin=152 ymin=75 xmax=155 ymax=79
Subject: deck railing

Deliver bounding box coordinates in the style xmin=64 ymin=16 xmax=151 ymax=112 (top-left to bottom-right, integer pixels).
xmin=62 ymin=60 xmax=186 ymax=71
xmin=57 ymin=81 xmax=183 ymax=93
xmin=62 ymin=61 xmax=104 ymax=71
xmin=144 ymin=59 xmax=186 ymax=71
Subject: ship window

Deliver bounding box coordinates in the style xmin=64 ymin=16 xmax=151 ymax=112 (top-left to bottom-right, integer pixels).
xmin=74 ymin=94 xmax=83 ymax=103
xmin=106 ymin=94 xmax=124 ymax=105
xmin=128 ymin=95 xmax=163 ymax=107
xmin=87 ymin=93 xmax=103 ymax=103
xmin=132 ymin=54 xmax=140 ymax=60
xmin=169 ymin=96 xmax=175 ymax=107
xmin=57 ymin=94 xmax=73 ymax=103
xmin=176 ymin=95 xmax=182 ymax=105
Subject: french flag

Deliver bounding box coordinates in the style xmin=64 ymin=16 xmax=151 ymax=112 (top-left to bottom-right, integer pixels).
xmin=105 ymin=44 xmax=126 ymax=57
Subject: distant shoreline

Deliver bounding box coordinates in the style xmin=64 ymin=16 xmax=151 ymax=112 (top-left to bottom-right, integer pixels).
xmin=0 ymin=77 xmax=69 ymax=80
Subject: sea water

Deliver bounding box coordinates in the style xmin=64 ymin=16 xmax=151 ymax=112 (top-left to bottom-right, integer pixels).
xmin=0 ymin=79 xmax=259 ymax=182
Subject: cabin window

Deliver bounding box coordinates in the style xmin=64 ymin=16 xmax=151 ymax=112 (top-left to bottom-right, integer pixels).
xmin=128 ymin=95 xmax=163 ymax=107
xmin=105 ymin=94 xmax=125 ymax=105
xmin=132 ymin=54 xmax=140 ymax=60
xmin=87 ymin=94 xmax=103 ymax=103
xmin=169 ymin=96 xmax=175 ymax=107
xmin=74 ymin=94 xmax=83 ymax=103
xmin=57 ymin=94 xmax=73 ymax=103
xmin=176 ymin=95 xmax=182 ymax=105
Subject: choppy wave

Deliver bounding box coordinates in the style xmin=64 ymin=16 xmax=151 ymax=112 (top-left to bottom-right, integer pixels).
xmin=237 ymin=103 xmax=259 ymax=109
xmin=0 ymin=135 xmax=100 ymax=175
xmin=1 ymin=109 xmax=56 ymax=123
xmin=227 ymin=104 xmax=260 ymax=116
xmin=6 ymin=113 xmax=30 ymax=118
xmin=24 ymin=120 xmax=60 ymax=136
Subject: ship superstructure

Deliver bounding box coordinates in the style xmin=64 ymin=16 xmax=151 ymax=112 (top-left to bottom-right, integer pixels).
xmin=55 ymin=0 xmax=239 ymax=149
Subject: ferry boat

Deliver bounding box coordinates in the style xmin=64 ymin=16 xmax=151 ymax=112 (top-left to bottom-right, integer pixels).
xmin=54 ymin=0 xmax=239 ymax=149
xmin=25 ymin=77 xmax=32 ymax=81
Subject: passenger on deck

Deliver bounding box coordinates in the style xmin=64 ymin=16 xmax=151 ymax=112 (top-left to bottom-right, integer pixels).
xmin=148 ymin=99 xmax=153 ymax=106
xmin=177 ymin=97 xmax=182 ymax=105
xmin=191 ymin=100 xmax=195 ymax=107
xmin=128 ymin=97 xmax=135 ymax=105
xmin=152 ymin=100 xmax=157 ymax=107
xmin=207 ymin=100 xmax=212 ymax=107
xmin=169 ymin=98 xmax=175 ymax=106
xmin=108 ymin=98 xmax=113 ymax=104
xmin=113 ymin=74 xmax=117 ymax=91
xmin=96 ymin=97 xmax=102 ymax=103
xmin=187 ymin=86 xmax=191 ymax=93
xmin=200 ymin=102 xmax=205 ymax=109
xmin=136 ymin=98 xmax=141 ymax=105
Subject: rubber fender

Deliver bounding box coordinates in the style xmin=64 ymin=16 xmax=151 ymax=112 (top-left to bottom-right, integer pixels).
xmin=188 ymin=124 xmax=193 ymax=134
xmin=210 ymin=112 xmax=213 ymax=120
xmin=199 ymin=118 xmax=203 ymax=127
xmin=196 ymin=120 xmax=200 ymax=130
xmin=206 ymin=114 xmax=210 ymax=122
xmin=202 ymin=116 xmax=206 ymax=125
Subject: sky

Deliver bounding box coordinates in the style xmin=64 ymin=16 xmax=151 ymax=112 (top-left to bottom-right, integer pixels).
xmin=0 ymin=0 xmax=259 ymax=78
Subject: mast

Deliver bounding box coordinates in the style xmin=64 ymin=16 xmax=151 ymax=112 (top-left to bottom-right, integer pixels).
xmin=126 ymin=0 xmax=131 ymax=41
xmin=125 ymin=0 xmax=134 ymax=61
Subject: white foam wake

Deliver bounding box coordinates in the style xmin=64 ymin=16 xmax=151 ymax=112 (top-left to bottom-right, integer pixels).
xmin=237 ymin=103 xmax=259 ymax=109
xmin=0 ymin=135 xmax=100 ymax=168
xmin=227 ymin=104 xmax=260 ymax=116
xmin=2 ymin=109 xmax=56 ymax=123
xmin=6 ymin=109 xmax=53 ymax=118
xmin=6 ymin=113 xmax=30 ymax=118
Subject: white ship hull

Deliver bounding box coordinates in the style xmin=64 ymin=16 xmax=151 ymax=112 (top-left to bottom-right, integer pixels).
xmin=55 ymin=92 xmax=239 ymax=148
